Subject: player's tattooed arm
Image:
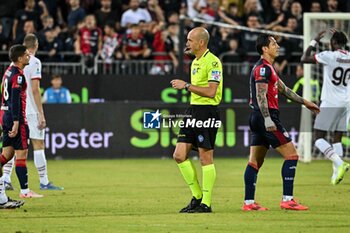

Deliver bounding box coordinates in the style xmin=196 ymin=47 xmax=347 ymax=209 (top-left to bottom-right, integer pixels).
xmin=256 ymin=83 xmax=270 ymax=118
xmin=278 ymin=79 xmax=304 ymax=104
xmin=256 ymin=82 xmax=276 ymax=131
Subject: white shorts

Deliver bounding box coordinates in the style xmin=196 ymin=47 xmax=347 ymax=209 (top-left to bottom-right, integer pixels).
xmin=27 ymin=114 xmax=45 ymax=140
xmin=314 ymin=101 xmax=350 ymax=132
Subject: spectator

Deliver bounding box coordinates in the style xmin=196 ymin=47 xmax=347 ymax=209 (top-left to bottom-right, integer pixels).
xmin=217 ymin=2 xmax=242 ymax=26
xmin=67 ymin=0 xmax=86 ymax=30
xmin=13 ymin=20 xmax=37 ymax=44
xmin=0 ymin=24 xmax=8 ymax=51
xmin=327 ymin=0 xmax=339 ymax=12
xmin=43 ymin=74 xmax=72 ymax=104
xmin=12 ymin=0 xmax=48 ymax=41
xmin=310 ymin=0 xmax=322 ymax=12
xmin=147 ymin=0 xmax=165 ymax=23
xmin=221 ymin=37 xmax=242 ymax=63
xmin=239 ymin=14 xmax=261 ymax=61
xmin=122 ymin=23 xmax=151 ymax=60
xmin=167 ymin=11 xmax=180 ymax=24
xmin=285 ymin=1 xmax=303 ymax=34
xmin=183 ymin=0 xmax=206 ymax=18
xmin=265 ymin=0 xmax=283 ymax=24
xmin=0 ymin=0 xmax=21 ymax=40
xmin=243 ymin=0 xmax=264 ymax=23
xmin=75 ymin=14 xmax=102 ymax=69
xmin=100 ymin=21 xmax=122 ymax=66
xmin=159 ymin=0 xmax=182 ymax=18
xmin=40 ymin=29 xmax=64 ymax=62
xmin=151 ymin=22 xmax=179 ymax=74
xmin=120 ymin=0 xmax=152 ymax=30
xmin=94 ymin=0 xmax=121 ymax=30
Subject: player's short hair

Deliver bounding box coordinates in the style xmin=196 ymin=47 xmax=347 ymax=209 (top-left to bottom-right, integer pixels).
xmin=256 ymin=34 xmax=273 ymax=55
xmin=9 ymin=44 xmax=27 ymax=62
xmin=23 ymin=33 xmax=38 ymax=49
xmin=331 ymin=31 xmax=348 ymax=47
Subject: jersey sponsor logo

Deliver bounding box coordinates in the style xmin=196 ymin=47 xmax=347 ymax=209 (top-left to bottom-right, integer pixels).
xmin=260 ymin=67 xmax=266 ymax=76
xmin=211 ymin=70 xmax=221 ymax=81
xmin=212 ymin=61 xmax=218 ymax=68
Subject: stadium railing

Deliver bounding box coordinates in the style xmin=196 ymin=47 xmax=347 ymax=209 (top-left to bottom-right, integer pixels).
xmin=0 ymin=51 xmax=302 ymax=76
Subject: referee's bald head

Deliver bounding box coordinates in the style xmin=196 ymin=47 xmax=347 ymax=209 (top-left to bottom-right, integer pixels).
xmin=190 ymin=27 xmax=210 ymax=46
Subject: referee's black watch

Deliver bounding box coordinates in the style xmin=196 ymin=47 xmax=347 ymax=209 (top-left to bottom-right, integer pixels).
xmin=184 ymin=83 xmax=191 ymax=91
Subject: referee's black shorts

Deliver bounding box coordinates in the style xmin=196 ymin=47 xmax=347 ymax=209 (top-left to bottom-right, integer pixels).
xmin=177 ymin=105 xmax=220 ymax=150
xmin=249 ymin=109 xmax=291 ymax=149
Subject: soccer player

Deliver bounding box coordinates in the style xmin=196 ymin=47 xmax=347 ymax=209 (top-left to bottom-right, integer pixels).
xmin=170 ymin=27 xmax=222 ymax=213
xmin=301 ymin=29 xmax=350 ymax=184
xmin=0 ymin=45 xmax=32 ymax=208
xmin=2 ymin=34 xmax=63 ymax=192
xmin=243 ymin=34 xmax=320 ymax=211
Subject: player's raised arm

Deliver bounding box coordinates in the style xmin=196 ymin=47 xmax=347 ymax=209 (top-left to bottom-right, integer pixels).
xmin=301 ymin=31 xmax=326 ymax=64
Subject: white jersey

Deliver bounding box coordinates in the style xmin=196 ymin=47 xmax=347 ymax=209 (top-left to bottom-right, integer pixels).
xmin=24 ymin=54 xmax=42 ymax=115
xmin=315 ymin=50 xmax=350 ymax=107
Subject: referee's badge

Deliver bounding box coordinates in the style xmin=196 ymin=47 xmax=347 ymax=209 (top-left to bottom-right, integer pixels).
xmin=192 ymin=69 xmax=196 ymax=75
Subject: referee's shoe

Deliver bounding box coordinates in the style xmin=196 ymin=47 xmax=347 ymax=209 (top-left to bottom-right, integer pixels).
xmin=179 ymin=197 xmax=202 ymax=213
xmin=189 ymin=203 xmax=212 ymax=213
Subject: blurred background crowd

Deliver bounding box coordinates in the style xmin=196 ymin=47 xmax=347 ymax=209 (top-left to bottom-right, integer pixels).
xmin=0 ymin=0 xmax=349 ymax=75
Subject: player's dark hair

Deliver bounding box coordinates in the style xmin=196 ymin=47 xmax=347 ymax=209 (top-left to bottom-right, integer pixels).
xmin=331 ymin=31 xmax=348 ymax=47
xmin=256 ymin=34 xmax=272 ymax=55
xmin=51 ymin=74 xmax=62 ymax=80
xmin=9 ymin=44 xmax=27 ymax=62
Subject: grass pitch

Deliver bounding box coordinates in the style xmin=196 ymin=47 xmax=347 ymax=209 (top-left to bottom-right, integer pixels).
xmin=1 ymin=158 xmax=350 ymax=233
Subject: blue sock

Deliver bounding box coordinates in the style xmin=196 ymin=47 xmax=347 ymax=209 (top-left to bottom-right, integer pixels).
xmin=281 ymin=157 xmax=298 ymax=196
xmin=15 ymin=159 xmax=28 ymax=190
xmin=244 ymin=163 xmax=258 ymax=200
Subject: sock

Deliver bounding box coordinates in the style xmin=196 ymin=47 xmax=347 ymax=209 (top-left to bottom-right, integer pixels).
xmin=177 ymin=159 xmax=202 ymax=200
xmin=281 ymin=155 xmax=298 ymax=198
xmin=315 ymin=138 xmax=343 ymax=167
xmin=244 ymin=162 xmax=259 ymax=202
xmin=2 ymin=156 xmax=15 ymax=183
xmin=0 ymin=176 xmax=8 ymax=204
xmin=0 ymin=154 xmax=9 ymax=166
xmin=332 ymin=143 xmax=343 ymax=157
xmin=34 ymin=150 xmax=49 ymax=185
xmin=15 ymin=159 xmax=29 ymax=193
xmin=201 ymin=164 xmax=216 ymax=207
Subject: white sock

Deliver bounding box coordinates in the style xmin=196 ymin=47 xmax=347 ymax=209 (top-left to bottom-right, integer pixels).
xmin=34 ymin=150 xmax=49 ymax=185
xmin=2 ymin=156 xmax=15 ymax=183
xmin=332 ymin=143 xmax=343 ymax=157
xmin=21 ymin=188 xmax=30 ymax=195
xmin=244 ymin=200 xmax=255 ymax=205
xmin=282 ymin=195 xmax=293 ymax=202
xmin=315 ymin=138 xmax=343 ymax=168
xmin=0 ymin=176 xmax=8 ymax=204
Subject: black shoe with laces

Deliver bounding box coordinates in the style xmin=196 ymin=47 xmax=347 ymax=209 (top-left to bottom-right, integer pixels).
xmin=0 ymin=197 xmax=25 ymax=209
xmin=179 ymin=197 xmax=202 ymax=213
xmin=189 ymin=203 xmax=212 ymax=213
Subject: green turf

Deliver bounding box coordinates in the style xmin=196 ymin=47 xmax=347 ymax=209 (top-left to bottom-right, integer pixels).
xmin=1 ymin=158 xmax=350 ymax=233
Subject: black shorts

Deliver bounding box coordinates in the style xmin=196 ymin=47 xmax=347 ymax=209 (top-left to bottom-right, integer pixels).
xmin=177 ymin=105 xmax=220 ymax=150
xmin=249 ymin=109 xmax=291 ymax=149
xmin=2 ymin=123 xmax=29 ymax=150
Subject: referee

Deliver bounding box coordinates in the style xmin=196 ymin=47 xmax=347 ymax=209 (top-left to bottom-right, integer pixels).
xmin=171 ymin=27 xmax=222 ymax=213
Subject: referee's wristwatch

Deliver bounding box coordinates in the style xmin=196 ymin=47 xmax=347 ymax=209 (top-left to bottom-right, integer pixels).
xmin=184 ymin=83 xmax=191 ymax=91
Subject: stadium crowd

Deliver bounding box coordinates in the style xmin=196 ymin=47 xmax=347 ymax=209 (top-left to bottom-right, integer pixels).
xmin=0 ymin=0 xmax=349 ymax=74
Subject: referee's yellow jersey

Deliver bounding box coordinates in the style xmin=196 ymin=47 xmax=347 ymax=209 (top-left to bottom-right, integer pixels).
xmin=190 ymin=49 xmax=223 ymax=105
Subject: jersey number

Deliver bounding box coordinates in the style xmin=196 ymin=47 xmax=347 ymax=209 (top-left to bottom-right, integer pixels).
xmin=332 ymin=67 xmax=350 ymax=86
xmin=3 ymin=78 xmax=9 ymax=100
